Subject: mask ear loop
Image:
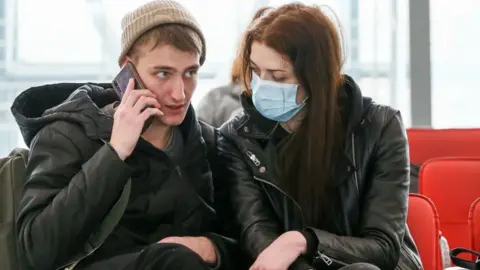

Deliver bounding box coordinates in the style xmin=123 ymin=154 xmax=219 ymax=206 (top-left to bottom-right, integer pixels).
xmin=265 ymin=122 xmax=280 ymax=139
xmin=299 ymin=96 xmax=309 ymax=105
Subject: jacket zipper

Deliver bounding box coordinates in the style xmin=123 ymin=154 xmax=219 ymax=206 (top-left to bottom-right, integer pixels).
xmin=58 ymin=240 xmax=103 ymax=270
xmin=313 ymin=248 xmax=377 ymax=268
xmin=253 ymin=176 xmax=306 ymax=227
xmin=175 ymin=165 xmax=216 ymax=214
xmin=398 ymin=244 xmax=423 ymax=269
xmin=313 ymin=250 xmax=350 ymax=267
xmin=351 ymin=134 xmax=360 ymax=195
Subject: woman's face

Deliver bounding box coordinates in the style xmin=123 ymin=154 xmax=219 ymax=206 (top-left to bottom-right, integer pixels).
xmin=249 ymin=41 xmax=307 ymax=105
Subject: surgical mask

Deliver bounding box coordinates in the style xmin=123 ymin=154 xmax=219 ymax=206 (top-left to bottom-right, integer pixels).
xmin=251 ymin=72 xmax=307 ymax=122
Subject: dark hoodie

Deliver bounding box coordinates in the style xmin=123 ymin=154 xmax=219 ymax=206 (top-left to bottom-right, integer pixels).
xmin=11 ymin=83 xmax=237 ymax=270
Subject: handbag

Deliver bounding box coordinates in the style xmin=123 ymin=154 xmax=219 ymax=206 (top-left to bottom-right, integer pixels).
xmin=450 ymin=247 xmax=480 ymax=270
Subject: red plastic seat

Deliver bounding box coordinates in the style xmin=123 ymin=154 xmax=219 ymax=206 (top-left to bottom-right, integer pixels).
xmin=469 ymin=198 xmax=480 ymax=253
xmin=420 ymin=158 xmax=480 ymax=261
xmin=407 ymin=193 xmax=442 ymax=270
xmin=407 ymin=128 xmax=480 ymax=164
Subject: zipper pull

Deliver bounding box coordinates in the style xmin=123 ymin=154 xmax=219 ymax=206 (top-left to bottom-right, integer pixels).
xmin=245 ymin=150 xmax=261 ymax=166
xmin=314 ymin=251 xmax=333 ymax=266
xmin=175 ymin=166 xmax=183 ymax=178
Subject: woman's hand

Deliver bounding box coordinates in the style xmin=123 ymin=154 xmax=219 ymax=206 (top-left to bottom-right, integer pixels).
xmin=250 ymin=231 xmax=308 ymax=270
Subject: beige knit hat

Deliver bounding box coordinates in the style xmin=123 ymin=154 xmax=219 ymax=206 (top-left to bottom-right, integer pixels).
xmin=118 ymin=0 xmax=206 ymax=66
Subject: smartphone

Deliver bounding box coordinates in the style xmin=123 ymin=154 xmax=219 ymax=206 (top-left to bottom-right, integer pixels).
xmin=112 ymin=61 xmax=154 ymax=133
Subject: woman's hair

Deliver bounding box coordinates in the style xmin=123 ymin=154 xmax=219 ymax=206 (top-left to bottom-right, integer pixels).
xmin=239 ymin=3 xmax=345 ymax=225
xmin=231 ymin=7 xmax=273 ymax=84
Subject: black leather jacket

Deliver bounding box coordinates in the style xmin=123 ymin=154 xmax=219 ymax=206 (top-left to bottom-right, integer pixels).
xmin=213 ymin=76 xmax=423 ymax=270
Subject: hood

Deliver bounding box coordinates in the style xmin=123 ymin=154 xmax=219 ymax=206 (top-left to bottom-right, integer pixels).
xmin=11 ymin=82 xmax=118 ymax=147
xmin=341 ymin=74 xmax=372 ymax=134
xmin=239 ymin=74 xmax=372 ymax=138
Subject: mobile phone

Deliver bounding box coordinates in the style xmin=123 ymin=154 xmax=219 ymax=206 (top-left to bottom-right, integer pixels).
xmin=112 ymin=61 xmax=154 ymax=133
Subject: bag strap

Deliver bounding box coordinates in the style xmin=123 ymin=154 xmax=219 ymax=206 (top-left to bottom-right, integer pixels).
xmin=85 ymin=179 xmax=131 ymax=249
xmin=65 ymin=179 xmax=131 ymax=270
xmin=450 ymin=247 xmax=480 ymax=270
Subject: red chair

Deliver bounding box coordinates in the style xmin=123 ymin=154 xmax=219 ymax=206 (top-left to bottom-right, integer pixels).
xmin=469 ymin=197 xmax=480 ymax=252
xmin=420 ymin=158 xmax=480 ymax=259
xmin=407 ymin=193 xmax=441 ymax=270
xmin=407 ymin=128 xmax=480 ymax=164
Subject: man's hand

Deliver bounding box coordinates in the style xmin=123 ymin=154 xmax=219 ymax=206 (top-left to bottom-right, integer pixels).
xmin=250 ymin=231 xmax=307 ymax=270
xmin=110 ymin=78 xmax=163 ymax=160
xmin=159 ymin=236 xmax=217 ymax=265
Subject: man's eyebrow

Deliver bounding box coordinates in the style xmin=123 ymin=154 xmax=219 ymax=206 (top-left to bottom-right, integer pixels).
xmin=150 ymin=64 xmax=200 ymax=71
xmin=151 ymin=65 xmax=176 ymax=71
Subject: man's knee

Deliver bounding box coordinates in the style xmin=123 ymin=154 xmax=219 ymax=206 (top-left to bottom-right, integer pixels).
xmin=141 ymin=243 xmax=209 ymax=270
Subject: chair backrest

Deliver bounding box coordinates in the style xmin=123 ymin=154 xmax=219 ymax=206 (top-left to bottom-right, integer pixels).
xmin=420 ymin=158 xmax=480 ymax=257
xmin=407 ymin=193 xmax=441 ymax=270
xmin=407 ymin=128 xmax=480 ymax=164
xmin=469 ymin=197 xmax=480 ymax=252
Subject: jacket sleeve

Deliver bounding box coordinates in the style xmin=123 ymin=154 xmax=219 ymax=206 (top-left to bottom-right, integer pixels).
xmin=307 ymin=112 xmax=410 ymax=270
xmin=213 ymin=130 xmax=284 ymax=259
xmin=16 ymin=121 xmax=133 ymax=270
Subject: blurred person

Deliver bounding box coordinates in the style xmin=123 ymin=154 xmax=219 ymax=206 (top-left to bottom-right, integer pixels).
xmin=196 ymin=7 xmax=271 ymax=128
xmin=213 ymin=3 xmax=422 ymax=270
xmin=11 ymin=1 xmax=241 ymax=270
xmin=196 ymin=58 xmax=242 ymax=127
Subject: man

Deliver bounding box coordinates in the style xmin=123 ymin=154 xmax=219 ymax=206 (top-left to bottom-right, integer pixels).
xmin=11 ymin=1 xmax=239 ymax=269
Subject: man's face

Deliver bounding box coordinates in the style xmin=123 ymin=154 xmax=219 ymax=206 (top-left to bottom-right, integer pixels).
xmin=128 ymin=44 xmax=200 ymax=127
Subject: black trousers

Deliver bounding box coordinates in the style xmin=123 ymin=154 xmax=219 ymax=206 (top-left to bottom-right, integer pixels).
xmin=77 ymin=243 xmax=210 ymax=270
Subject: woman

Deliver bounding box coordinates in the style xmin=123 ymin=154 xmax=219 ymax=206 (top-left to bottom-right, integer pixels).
xmin=214 ymin=3 xmax=422 ymax=270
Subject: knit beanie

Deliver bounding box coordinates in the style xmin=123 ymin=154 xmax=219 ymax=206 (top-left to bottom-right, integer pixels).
xmin=118 ymin=0 xmax=206 ymax=65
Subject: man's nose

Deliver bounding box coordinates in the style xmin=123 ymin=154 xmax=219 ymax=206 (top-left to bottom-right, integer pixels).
xmin=171 ymin=75 xmax=186 ymax=102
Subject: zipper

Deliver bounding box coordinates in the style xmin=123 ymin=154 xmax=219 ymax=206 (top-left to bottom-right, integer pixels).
xmin=350 ymin=134 xmax=360 ymax=195
xmin=58 ymin=240 xmax=102 ymax=270
xmin=253 ymin=176 xmax=306 ymax=227
xmin=399 ymin=244 xmax=423 ymax=269
xmin=245 ymin=150 xmax=306 ymax=224
xmin=245 ymin=151 xmax=261 ymax=166
xmin=313 ymin=248 xmax=375 ymax=268
xmin=313 ymin=250 xmax=349 ymax=267
xmin=175 ymin=165 xmax=216 ymax=214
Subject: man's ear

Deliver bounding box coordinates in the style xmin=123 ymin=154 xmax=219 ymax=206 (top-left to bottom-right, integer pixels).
xmin=119 ymin=56 xmax=133 ymax=68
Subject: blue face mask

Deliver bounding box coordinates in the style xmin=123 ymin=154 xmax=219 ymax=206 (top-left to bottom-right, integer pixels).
xmin=251 ymin=73 xmax=307 ymax=122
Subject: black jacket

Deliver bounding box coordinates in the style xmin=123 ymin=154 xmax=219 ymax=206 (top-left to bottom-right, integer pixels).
xmin=214 ymin=76 xmax=422 ymax=270
xmin=11 ymin=83 xmax=240 ymax=270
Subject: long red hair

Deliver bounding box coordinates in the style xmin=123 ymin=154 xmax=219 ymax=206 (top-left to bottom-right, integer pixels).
xmin=239 ymin=3 xmax=345 ymax=225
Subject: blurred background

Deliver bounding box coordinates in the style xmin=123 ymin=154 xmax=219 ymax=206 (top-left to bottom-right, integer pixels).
xmin=0 ymin=0 xmax=479 ymax=156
